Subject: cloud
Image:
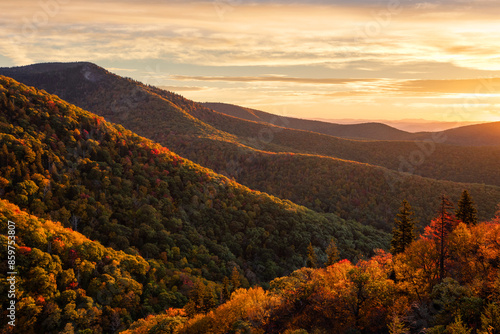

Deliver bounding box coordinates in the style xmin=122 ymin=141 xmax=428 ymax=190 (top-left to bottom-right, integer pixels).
xmin=1 ymin=0 xmax=500 ymax=122
xmin=0 ymin=36 xmax=34 ymax=66
xmin=171 ymin=75 xmax=379 ymax=85
xmin=106 ymin=67 xmax=138 ymax=72
xmin=302 ymin=77 xmax=500 ymax=99
xmin=159 ymin=85 xmax=208 ymax=92
xmin=2 ymin=0 xmax=500 ymax=70
xmin=396 ymin=78 xmax=500 ymax=94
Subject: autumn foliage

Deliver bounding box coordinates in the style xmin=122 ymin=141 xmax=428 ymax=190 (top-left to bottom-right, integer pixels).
xmin=0 ymin=75 xmax=388 ymax=332
xmin=125 ymin=217 xmax=500 ymax=333
xmin=1 ymin=68 xmax=500 ymax=333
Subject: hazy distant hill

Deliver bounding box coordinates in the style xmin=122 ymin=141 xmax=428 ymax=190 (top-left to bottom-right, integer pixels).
xmin=203 ymin=102 xmax=500 ymax=146
xmin=202 ymin=102 xmax=417 ymax=141
xmin=173 ymin=94 xmax=500 ymax=190
xmin=2 ymin=63 xmax=500 ymax=232
xmin=313 ymin=117 xmax=484 ymax=132
xmin=437 ymin=121 xmax=500 ymax=146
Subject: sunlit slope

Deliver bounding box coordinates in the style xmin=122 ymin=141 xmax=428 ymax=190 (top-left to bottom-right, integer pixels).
xmin=0 ymin=198 xmax=151 ymax=333
xmin=2 ymin=63 xmax=500 ymax=232
xmin=436 ymin=121 xmax=500 ymax=146
xmin=0 ymin=62 xmax=235 ymax=142
xmin=0 ymin=75 xmax=388 ymax=287
xmin=173 ymin=136 xmax=500 ymax=231
xmin=2 ymin=62 xmax=500 ymax=188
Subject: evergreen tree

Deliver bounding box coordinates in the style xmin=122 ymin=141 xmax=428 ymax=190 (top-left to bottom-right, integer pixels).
xmin=390 ymin=200 xmax=417 ymax=255
xmin=325 ymin=238 xmax=339 ymax=266
xmin=307 ymin=242 xmax=318 ymax=268
xmin=205 ymin=284 xmax=218 ymax=311
xmin=456 ymin=190 xmax=478 ymax=226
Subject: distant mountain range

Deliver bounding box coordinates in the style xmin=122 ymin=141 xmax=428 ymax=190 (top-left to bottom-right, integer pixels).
xmin=312 ymin=117 xmax=485 ymax=133
xmin=2 ymin=63 xmax=500 ymax=333
xmin=1 ymin=75 xmax=400 ymax=332
xmin=202 ymin=102 xmax=417 ymax=141
xmin=202 ymin=102 xmax=500 ymax=146
xmin=1 ymin=62 xmax=500 ymax=233
xmin=4 ymin=63 xmax=500 ymax=146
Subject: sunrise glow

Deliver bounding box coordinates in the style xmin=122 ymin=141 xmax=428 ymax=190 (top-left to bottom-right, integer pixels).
xmin=2 ymin=0 xmax=500 ymax=123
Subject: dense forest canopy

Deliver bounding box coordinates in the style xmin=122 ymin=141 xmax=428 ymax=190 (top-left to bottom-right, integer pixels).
xmin=124 ymin=209 xmax=500 ymax=334
xmin=1 ymin=67 xmax=500 ymax=333
xmin=1 ymin=63 xmax=500 ymax=232
xmin=0 ymin=75 xmax=388 ymax=333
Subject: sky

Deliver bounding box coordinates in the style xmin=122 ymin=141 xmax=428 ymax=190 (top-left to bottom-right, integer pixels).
xmin=1 ymin=0 xmax=500 ymax=123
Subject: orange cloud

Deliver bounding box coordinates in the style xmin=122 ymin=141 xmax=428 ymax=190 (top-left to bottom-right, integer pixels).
xmin=171 ymin=75 xmax=380 ymax=85
xmin=396 ymin=78 xmax=500 ymax=94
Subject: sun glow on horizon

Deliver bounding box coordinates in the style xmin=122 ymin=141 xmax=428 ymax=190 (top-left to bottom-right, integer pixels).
xmin=1 ymin=0 xmax=500 ymax=122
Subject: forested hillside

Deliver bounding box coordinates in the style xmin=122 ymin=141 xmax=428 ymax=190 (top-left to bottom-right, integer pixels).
xmin=0 ymin=199 xmax=151 ymax=333
xmin=2 ymin=65 xmax=500 ymax=334
xmin=124 ymin=209 xmax=500 ymax=334
xmin=0 ymin=75 xmax=393 ymax=332
xmin=173 ymin=95 xmax=500 ymax=188
xmin=1 ymin=63 xmax=500 ymax=231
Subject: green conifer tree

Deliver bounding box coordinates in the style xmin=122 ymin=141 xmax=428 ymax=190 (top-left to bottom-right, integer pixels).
xmin=221 ymin=276 xmax=231 ymax=303
xmin=391 ymin=200 xmax=417 ymax=255
xmin=456 ymin=190 xmax=478 ymax=226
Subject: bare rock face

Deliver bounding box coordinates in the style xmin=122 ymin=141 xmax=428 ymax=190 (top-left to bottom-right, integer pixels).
xmin=81 ymin=63 xmax=104 ymax=83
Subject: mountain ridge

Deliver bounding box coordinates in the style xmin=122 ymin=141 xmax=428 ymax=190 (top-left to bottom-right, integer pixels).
xmin=0 ymin=74 xmax=388 ymax=280
xmin=1 ymin=63 xmax=500 ymax=231
xmin=202 ymin=102 xmax=419 ymax=141
xmin=202 ymin=102 xmax=500 ymax=146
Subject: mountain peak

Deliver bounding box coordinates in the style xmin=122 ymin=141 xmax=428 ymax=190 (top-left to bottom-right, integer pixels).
xmin=80 ymin=62 xmax=106 ymax=82
xmin=2 ymin=61 xmax=116 ymax=89
xmin=0 ymin=61 xmax=102 ymax=73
